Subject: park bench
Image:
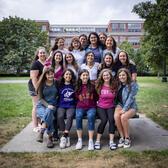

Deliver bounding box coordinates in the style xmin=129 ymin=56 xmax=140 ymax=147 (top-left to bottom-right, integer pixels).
xmin=69 ymin=113 xmax=139 ymax=119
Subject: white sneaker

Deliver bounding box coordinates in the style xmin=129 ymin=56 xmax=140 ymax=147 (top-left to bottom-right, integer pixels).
xmin=60 ymin=136 xmax=67 ymax=149
xmin=76 ymin=139 xmax=82 ymax=150
xmin=123 ymin=138 xmax=131 ymax=148
xmin=33 ymin=126 xmax=41 ymax=133
xmin=118 ymin=137 xmax=125 ymax=148
xmin=66 ymin=137 xmax=70 ymax=147
xmin=88 ymin=139 xmax=94 ymax=151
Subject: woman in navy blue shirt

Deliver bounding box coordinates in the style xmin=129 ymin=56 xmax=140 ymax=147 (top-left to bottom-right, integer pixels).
xmin=57 ymin=69 xmax=76 ymax=149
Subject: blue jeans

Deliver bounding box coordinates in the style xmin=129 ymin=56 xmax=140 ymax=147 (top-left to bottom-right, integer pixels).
xmin=36 ymin=102 xmax=56 ymax=134
xmin=76 ymin=108 xmax=96 ymax=131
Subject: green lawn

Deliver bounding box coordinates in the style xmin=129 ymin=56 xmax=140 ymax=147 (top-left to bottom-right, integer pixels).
xmin=0 ymin=83 xmax=32 ymax=118
xmin=137 ymin=77 xmax=168 ymax=129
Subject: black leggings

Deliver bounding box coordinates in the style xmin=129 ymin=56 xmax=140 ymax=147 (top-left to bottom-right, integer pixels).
xmin=57 ymin=107 xmax=75 ymax=131
xmin=97 ymin=107 xmax=115 ymax=134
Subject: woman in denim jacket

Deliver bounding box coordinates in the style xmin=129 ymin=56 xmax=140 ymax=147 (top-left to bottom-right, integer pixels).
xmin=114 ymin=68 xmax=138 ymax=148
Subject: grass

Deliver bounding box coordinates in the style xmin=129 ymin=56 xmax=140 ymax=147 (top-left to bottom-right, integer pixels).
xmin=0 ymin=83 xmax=32 ymax=147
xmin=0 ymin=77 xmax=168 ymax=167
xmin=0 ymin=150 xmax=168 ymax=168
xmin=0 ymin=84 xmax=32 ymax=118
xmin=137 ymin=77 xmax=168 ymax=129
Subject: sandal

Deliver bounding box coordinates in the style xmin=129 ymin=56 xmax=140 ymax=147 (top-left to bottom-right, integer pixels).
xmin=94 ymin=141 xmax=101 ymax=150
xmin=109 ymin=142 xmax=117 ymax=150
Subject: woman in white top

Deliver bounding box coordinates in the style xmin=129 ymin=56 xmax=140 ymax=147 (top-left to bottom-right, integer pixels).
xmin=81 ymin=51 xmax=99 ymax=82
xmin=64 ymin=53 xmax=79 ymax=79
xmin=103 ymin=35 xmax=120 ymax=60
xmin=69 ymin=37 xmax=85 ymax=66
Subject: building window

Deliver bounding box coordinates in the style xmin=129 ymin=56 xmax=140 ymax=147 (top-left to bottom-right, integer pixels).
xmin=41 ymin=25 xmax=47 ymax=31
xmin=112 ymin=23 xmax=119 ymax=32
xmin=127 ymin=36 xmax=140 ymax=45
xmin=128 ymin=23 xmax=142 ymax=32
xmin=119 ymin=23 xmax=126 ymax=32
xmin=95 ymin=28 xmax=107 ymax=33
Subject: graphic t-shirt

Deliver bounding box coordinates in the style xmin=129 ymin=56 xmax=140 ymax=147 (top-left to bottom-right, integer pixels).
xmin=58 ymin=84 xmax=75 ymax=108
xmin=97 ymin=85 xmax=116 ymax=109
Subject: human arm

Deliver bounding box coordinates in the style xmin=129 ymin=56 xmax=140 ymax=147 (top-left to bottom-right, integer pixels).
xmin=132 ymin=73 xmax=137 ymax=82
xmin=30 ymin=70 xmax=39 ymax=91
xmin=122 ymin=82 xmax=139 ymax=112
xmin=40 ymin=99 xmax=55 ymax=110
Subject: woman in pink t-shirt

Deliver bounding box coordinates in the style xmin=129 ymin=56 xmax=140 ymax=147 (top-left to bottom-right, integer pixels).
xmin=95 ymin=69 xmax=118 ymax=150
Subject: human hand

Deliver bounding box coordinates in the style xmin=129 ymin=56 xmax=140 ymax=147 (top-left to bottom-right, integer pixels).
xmin=48 ymin=105 xmax=55 ymax=110
xmin=121 ymin=110 xmax=125 ymax=114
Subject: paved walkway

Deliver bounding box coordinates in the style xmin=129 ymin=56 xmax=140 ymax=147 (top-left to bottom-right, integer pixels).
xmin=0 ymin=80 xmax=28 ymax=83
xmin=1 ymin=114 xmax=168 ymax=153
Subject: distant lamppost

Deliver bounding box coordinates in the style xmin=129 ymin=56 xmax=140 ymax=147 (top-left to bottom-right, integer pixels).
xmin=162 ymin=56 xmax=167 ymax=82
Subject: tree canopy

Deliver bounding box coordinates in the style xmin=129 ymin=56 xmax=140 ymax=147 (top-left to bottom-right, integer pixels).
xmin=119 ymin=41 xmax=148 ymax=74
xmin=132 ymin=0 xmax=168 ymax=76
xmin=0 ymin=16 xmax=48 ymax=75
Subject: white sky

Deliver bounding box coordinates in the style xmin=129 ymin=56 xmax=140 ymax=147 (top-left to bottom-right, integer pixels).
xmin=0 ymin=0 xmax=154 ymax=24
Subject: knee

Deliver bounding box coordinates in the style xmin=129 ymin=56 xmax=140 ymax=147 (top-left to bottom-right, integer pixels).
xmin=87 ymin=113 xmax=95 ymax=121
xmin=121 ymin=114 xmax=128 ymax=122
xmin=68 ymin=114 xmax=75 ymax=120
xmin=101 ymin=118 xmax=107 ymax=125
xmin=76 ymin=113 xmax=83 ymax=120
xmin=114 ymin=113 xmax=120 ymax=121
xmin=57 ymin=114 xmax=64 ymax=120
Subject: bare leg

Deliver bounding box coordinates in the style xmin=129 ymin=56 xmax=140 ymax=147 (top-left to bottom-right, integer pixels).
xmin=96 ymin=133 xmax=102 ymax=142
xmin=121 ymin=109 xmax=136 ymax=138
xmin=109 ymin=133 xmax=115 ymax=142
xmin=114 ymin=106 xmax=124 ymax=138
xmin=77 ymin=130 xmax=82 ymax=139
xmin=41 ymin=122 xmax=47 ymax=129
xmin=32 ymin=96 xmax=38 ymax=128
xmin=88 ymin=130 xmax=94 ymax=140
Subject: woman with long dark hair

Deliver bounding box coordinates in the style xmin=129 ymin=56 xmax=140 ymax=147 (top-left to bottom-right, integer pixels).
xmin=114 ymin=68 xmax=138 ymax=148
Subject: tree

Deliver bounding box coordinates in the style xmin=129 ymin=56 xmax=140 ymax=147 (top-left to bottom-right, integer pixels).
xmin=119 ymin=41 xmax=148 ymax=75
xmin=132 ymin=0 xmax=168 ymax=81
xmin=119 ymin=41 xmax=135 ymax=60
xmin=0 ymin=16 xmax=49 ymax=75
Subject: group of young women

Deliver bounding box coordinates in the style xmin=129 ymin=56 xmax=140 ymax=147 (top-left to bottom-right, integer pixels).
xmin=28 ymin=32 xmax=139 ymax=150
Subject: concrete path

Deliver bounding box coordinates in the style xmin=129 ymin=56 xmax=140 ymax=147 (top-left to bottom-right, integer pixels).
xmin=1 ymin=114 xmax=168 ymax=153
xmin=0 ymin=80 xmax=28 ymax=83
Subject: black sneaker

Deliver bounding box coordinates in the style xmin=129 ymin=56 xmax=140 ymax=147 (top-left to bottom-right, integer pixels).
xmin=47 ymin=137 xmax=54 ymax=148
xmin=53 ymin=131 xmax=59 ymax=142
xmin=36 ymin=132 xmax=44 ymax=143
